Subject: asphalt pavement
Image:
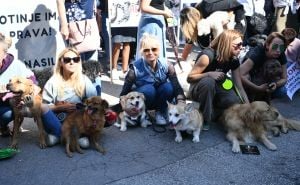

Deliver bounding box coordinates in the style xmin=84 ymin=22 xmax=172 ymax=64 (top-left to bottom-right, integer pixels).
xmin=0 ymin=46 xmax=300 ymax=185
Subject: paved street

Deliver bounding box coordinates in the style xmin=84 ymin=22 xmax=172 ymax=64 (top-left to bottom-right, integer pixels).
xmin=1 ymin=45 xmax=300 ymax=185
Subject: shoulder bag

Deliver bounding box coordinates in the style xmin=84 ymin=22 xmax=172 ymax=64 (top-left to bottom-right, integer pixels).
xmin=68 ymin=18 xmax=100 ymax=53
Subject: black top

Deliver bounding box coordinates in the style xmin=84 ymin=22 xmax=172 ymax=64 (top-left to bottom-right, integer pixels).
xmin=246 ymin=45 xmax=287 ymax=77
xmin=150 ymin=0 xmax=165 ymax=10
xmin=198 ymin=48 xmax=240 ymax=74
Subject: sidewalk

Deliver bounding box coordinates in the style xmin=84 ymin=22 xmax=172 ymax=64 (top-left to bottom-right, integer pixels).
xmin=1 ymin=45 xmax=300 ymax=185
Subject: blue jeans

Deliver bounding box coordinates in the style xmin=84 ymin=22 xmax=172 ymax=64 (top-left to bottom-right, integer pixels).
xmin=0 ymin=105 xmax=13 ymax=127
xmin=136 ymin=82 xmax=174 ymax=114
xmin=42 ymin=110 xmax=62 ymax=137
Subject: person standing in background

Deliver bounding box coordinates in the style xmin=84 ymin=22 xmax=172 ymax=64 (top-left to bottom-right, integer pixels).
xmin=136 ymin=0 xmax=173 ymax=61
xmin=56 ymin=0 xmax=99 ymax=61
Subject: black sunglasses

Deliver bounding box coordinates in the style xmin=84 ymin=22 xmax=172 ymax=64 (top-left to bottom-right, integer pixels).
xmin=143 ymin=48 xmax=158 ymax=53
xmin=63 ymin=57 xmax=80 ymax=64
xmin=233 ymin=42 xmax=243 ymax=49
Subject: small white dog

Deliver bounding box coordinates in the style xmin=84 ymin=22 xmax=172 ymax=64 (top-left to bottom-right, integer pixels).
xmin=115 ymin=91 xmax=152 ymax=131
xmin=197 ymin=11 xmax=235 ymax=38
xmin=168 ymin=102 xmax=203 ymax=143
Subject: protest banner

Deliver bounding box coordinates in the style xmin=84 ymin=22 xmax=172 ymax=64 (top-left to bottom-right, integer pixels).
xmin=0 ymin=0 xmax=65 ymax=70
xmin=285 ymin=62 xmax=300 ymax=100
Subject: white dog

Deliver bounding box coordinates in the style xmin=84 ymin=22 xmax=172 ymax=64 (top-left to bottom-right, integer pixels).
xmin=115 ymin=91 xmax=152 ymax=131
xmin=168 ymin=102 xmax=203 ymax=143
xmin=197 ymin=11 xmax=235 ymax=38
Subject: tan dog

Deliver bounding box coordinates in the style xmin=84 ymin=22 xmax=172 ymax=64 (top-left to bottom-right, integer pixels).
xmin=6 ymin=76 xmax=46 ymax=149
xmin=168 ymin=102 xmax=203 ymax=143
xmin=115 ymin=91 xmax=151 ymax=131
xmin=61 ymin=96 xmax=108 ymax=158
xmin=221 ymin=101 xmax=300 ymax=153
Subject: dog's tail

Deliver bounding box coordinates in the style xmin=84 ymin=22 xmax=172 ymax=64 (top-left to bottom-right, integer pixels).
xmin=285 ymin=119 xmax=300 ymax=131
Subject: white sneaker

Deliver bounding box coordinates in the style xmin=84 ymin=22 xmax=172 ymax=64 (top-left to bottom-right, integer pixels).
xmin=119 ymin=71 xmax=128 ymax=80
xmin=155 ymin=112 xmax=167 ymax=125
xmin=47 ymin=134 xmax=59 ymax=146
xmin=111 ymin=69 xmax=119 ymax=80
xmin=78 ymin=137 xmax=90 ymax=148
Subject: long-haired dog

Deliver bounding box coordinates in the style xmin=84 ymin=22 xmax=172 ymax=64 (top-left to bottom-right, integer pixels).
xmin=6 ymin=76 xmax=46 ymax=149
xmin=168 ymin=102 xmax=203 ymax=143
xmin=61 ymin=96 xmax=108 ymax=158
xmin=197 ymin=11 xmax=235 ymax=39
xmin=115 ymin=91 xmax=151 ymax=131
xmin=221 ymin=101 xmax=300 ymax=153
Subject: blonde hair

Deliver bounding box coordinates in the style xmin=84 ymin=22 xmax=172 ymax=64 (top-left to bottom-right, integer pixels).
xmin=54 ymin=47 xmax=85 ymax=98
xmin=180 ymin=7 xmax=202 ymax=42
xmin=139 ymin=33 xmax=160 ymax=55
xmin=210 ymin=30 xmax=243 ymax=62
xmin=0 ymin=32 xmax=12 ymax=52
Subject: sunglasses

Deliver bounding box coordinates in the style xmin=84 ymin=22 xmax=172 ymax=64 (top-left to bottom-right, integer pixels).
xmin=271 ymin=44 xmax=285 ymax=53
xmin=63 ymin=57 xmax=80 ymax=64
xmin=143 ymin=48 xmax=158 ymax=53
xmin=232 ymin=42 xmax=243 ymax=50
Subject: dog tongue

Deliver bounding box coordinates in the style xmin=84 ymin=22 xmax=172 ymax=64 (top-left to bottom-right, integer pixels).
xmin=2 ymin=92 xmax=16 ymax=101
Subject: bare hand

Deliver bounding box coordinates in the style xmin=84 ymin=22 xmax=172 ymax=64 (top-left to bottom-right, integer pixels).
xmin=164 ymin=8 xmax=173 ymax=18
xmin=208 ymin=72 xmax=226 ymax=81
xmin=60 ymin=24 xmax=69 ymax=40
xmin=266 ymin=82 xmax=277 ymax=93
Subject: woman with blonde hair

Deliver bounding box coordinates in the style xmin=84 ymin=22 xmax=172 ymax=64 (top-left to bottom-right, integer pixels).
xmin=0 ymin=32 xmax=36 ymax=136
xmin=187 ymin=30 xmax=249 ymax=130
xmin=41 ymin=47 xmax=97 ymax=146
xmin=119 ymin=34 xmax=186 ymax=125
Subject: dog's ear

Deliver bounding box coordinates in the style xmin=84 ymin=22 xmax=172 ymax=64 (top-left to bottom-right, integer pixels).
xmin=139 ymin=92 xmax=145 ymax=100
xmin=101 ymin=99 xmax=109 ymax=109
xmin=120 ymin=95 xmax=126 ymax=109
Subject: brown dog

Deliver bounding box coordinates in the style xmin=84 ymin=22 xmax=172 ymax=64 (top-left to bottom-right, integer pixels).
xmin=6 ymin=76 xmax=46 ymax=149
xmin=221 ymin=101 xmax=300 ymax=153
xmin=61 ymin=96 xmax=108 ymax=158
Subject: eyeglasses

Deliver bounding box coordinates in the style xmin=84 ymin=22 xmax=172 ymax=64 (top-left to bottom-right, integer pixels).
xmin=143 ymin=48 xmax=158 ymax=53
xmin=232 ymin=42 xmax=243 ymax=50
xmin=63 ymin=57 xmax=80 ymax=64
xmin=271 ymin=44 xmax=285 ymax=53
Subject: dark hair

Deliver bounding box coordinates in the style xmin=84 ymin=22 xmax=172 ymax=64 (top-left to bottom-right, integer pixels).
xmin=264 ymin=32 xmax=286 ymax=48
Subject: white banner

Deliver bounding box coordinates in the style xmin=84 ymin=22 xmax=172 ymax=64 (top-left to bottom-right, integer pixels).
xmin=285 ymin=62 xmax=300 ymax=100
xmin=0 ymin=1 xmax=65 ymax=70
xmin=108 ymin=0 xmax=141 ymax=27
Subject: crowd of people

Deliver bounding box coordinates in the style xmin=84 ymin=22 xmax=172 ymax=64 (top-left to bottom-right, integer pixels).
xmin=1 ymin=0 xmax=300 ymax=147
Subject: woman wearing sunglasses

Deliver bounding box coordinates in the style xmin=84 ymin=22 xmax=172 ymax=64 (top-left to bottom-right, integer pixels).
xmin=119 ymin=34 xmax=186 ymax=126
xmin=41 ymin=47 xmax=98 ymax=147
xmin=240 ymin=32 xmax=287 ymax=102
xmin=187 ymin=30 xmax=249 ymax=130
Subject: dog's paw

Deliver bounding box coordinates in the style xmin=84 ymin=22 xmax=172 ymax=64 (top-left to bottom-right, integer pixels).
xmin=281 ymin=127 xmax=288 ymax=134
xmin=267 ymin=143 xmax=277 ymax=151
xmin=39 ymin=142 xmax=47 ymax=149
xmin=175 ymin=136 xmax=183 ymax=143
xmin=120 ymin=127 xmax=127 ymax=132
xmin=141 ymin=120 xmax=152 ymax=127
xmin=232 ymin=146 xmax=241 ymax=153
xmin=67 ymin=152 xmax=73 ymax=158
xmin=192 ymin=136 xmax=200 ymax=143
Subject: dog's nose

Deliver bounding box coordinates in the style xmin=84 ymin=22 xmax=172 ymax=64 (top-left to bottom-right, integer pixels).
xmin=6 ymin=84 xmax=11 ymax=90
xmin=275 ymin=112 xmax=279 ymax=117
xmin=135 ymin=101 xmax=139 ymax=106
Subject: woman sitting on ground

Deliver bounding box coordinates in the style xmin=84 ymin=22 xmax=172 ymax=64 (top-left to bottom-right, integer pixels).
xmin=41 ymin=47 xmax=102 ymax=147
xmin=119 ymin=34 xmax=186 ymax=126
xmin=240 ymin=32 xmax=288 ymax=102
xmin=187 ymin=30 xmax=249 ymax=130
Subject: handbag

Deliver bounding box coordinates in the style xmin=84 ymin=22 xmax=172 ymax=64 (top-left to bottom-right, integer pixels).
xmin=68 ymin=18 xmax=100 ymax=53
xmin=248 ymin=0 xmax=267 ymax=34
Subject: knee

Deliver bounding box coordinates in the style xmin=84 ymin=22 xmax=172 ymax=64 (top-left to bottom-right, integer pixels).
xmin=0 ymin=110 xmax=13 ymax=126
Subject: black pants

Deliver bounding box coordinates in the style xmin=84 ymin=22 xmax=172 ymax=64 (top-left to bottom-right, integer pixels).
xmin=196 ymin=0 xmax=245 ymax=23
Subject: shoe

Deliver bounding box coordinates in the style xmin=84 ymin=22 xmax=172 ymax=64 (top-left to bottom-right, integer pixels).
xmin=111 ymin=69 xmax=119 ymax=80
xmin=0 ymin=126 xmax=11 ymax=137
xmin=78 ymin=137 xmax=90 ymax=149
xmin=119 ymin=71 xmax=128 ymax=80
xmin=155 ymin=111 xmax=167 ymax=125
xmin=46 ymin=134 xmax=59 ymax=146
xmin=202 ymin=123 xmax=210 ymax=131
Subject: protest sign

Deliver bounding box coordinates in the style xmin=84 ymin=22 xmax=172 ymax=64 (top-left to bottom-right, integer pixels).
xmin=285 ymin=62 xmax=300 ymax=100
